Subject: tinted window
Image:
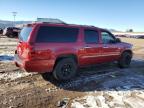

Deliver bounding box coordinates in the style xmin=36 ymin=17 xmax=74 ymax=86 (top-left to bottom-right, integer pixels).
xmin=36 ymin=26 xmax=79 ymax=42
xmin=101 ymin=32 xmax=115 ymax=44
xmin=84 ymin=30 xmax=99 ymax=43
xmin=19 ymin=27 xmax=32 ymax=42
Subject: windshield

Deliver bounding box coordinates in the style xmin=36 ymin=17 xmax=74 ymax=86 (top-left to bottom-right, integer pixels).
xmin=19 ymin=27 xmax=32 ymax=42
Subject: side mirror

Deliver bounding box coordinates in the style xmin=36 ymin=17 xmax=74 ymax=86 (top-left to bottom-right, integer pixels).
xmin=115 ymin=38 xmax=121 ymax=43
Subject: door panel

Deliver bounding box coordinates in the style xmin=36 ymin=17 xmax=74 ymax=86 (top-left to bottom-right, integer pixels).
xmin=82 ymin=44 xmax=102 ymax=65
xmin=79 ymin=29 xmax=102 ymax=66
xmin=101 ymin=44 xmax=121 ymax=62
xmin=100 ymin=31 xmax=121 ymax=62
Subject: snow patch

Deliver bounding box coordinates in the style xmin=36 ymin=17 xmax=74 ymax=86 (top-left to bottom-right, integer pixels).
xmin=71 ymin=91 xmax=144 ymax=108
xmin=0 ymin=50 xmax=14 ymax=62
xmin=71 ymin=102 xmax=85 ymax=108
xmin=0 ymin=55 xmax=14 ymax=62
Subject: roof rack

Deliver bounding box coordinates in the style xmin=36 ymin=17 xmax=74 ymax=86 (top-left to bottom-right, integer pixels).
xmin=68 ymin=24 xmax=96 ymax=27
xmin=34 ymin=18 xmax=97 ymax=28
xmin=36 ymin=18 xmax=67 ymax=24
xmin=42 ymin=22 xmax=67 ymax=24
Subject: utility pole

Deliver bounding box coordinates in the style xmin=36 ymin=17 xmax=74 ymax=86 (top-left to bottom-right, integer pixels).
xmin=12 ymin=12 xmax=17 ymax=27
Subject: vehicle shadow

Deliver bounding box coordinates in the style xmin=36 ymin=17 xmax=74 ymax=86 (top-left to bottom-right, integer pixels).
xmin=41 ymin=60 xmax=144 ymax=92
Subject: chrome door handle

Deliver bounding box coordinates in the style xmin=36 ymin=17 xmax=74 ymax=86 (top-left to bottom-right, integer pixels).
xmin=103 ymin=46 xmax=109 ymax=48
xmin=84 ymin=46 xmax=91 ymax=49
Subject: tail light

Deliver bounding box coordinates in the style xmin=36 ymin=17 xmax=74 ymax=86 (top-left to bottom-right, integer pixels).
xmin=17 ymin=43 xmax=34 ymax=60
xmin=25 ymin=44 xmax=36 ymax=60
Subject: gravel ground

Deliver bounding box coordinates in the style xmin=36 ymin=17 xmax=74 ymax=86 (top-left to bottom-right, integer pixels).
xmin=0 ymin=35 xmax=144 ymax=108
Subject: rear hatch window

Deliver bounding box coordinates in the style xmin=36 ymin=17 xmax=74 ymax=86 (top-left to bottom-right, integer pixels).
xmin=19 ymin=27 xmax=32 ymax=42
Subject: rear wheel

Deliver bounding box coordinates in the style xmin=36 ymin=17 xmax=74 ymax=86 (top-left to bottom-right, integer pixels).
xmin=53 ymin=58 xmax=77 ymax=81
xmin=118 ymin=52 xmax=132 ymax=68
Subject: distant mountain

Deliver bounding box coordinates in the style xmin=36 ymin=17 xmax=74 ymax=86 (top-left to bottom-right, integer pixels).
xmin=108 ymin=29 xmax=121 ymax=32
xmin=0 ymin=20 xmax=32 ymax=28
xmin=0 ymin=19 xmax=121 ymax=32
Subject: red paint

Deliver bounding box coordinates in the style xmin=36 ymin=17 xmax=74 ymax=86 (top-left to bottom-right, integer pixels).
xmin=14 ymin=23 xmax=133 ymax=73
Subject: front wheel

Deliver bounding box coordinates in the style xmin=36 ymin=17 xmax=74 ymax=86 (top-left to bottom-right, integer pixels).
xmin=53 ymin=58 xmax=77 ymax=81
xmin=118 ymin=52 xmax=132 ymax=68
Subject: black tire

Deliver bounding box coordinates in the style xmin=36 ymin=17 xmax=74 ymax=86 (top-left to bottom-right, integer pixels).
xmin=53 ymin=58 xmax=77 ymax=81
xmin=118 ymin=52 xmax=132 ymax=68
xmin=7 ymin=34 xmax=14 ymax=38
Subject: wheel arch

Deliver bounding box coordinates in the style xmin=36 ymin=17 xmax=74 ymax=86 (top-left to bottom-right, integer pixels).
xmin=54 ymin=54 xmax=78 ymax=67
xmin=120 ymin=49 xmax=133 ymax=58
xmin=122 ymin=50 xmax=132 ymax=55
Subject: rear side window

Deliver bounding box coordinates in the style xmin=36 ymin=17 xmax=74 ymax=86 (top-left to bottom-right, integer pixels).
xmin=84 ymin=29 xmax=99 ymax=43
xmin=19 ymin=27 xmax=32 ymax=42
xmin=36 ymin=26 xmax=79 ymax=42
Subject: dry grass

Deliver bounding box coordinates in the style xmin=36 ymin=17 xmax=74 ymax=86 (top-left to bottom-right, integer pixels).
xmin=120 ymin=37 xmax=144 ymax=54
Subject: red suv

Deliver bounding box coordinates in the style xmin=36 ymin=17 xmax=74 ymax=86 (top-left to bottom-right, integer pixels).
xmin=15 ymin=22 xmax=133 ymax=80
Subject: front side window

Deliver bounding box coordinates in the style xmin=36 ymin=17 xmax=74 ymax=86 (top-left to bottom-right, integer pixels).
xmin=84 ymin=29 xmax=99 ymax=43
xmin=36 ymin=26 xmax=79 ymax=42
xmin=101 ymin=31 xmax=116 ymax=44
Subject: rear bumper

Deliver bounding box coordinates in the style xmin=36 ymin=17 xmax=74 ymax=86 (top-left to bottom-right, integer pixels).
xmin=14 ymin=54 xmax=54 ymax=73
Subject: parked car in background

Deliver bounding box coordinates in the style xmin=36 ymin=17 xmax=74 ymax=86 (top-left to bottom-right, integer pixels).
xmin=3 ymin=27 xmax=21 ymax=38
xmin=134 ymin=35 xmax=144 ymax=39
xmin=115 ymin=35 xmax=127 ymax=38
xmin=15 ymin=22 xmax=133 ymax=80
xmin=0 ymin=28 xmax=3 ymax=35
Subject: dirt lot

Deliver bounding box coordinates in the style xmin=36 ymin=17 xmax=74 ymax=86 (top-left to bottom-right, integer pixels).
xmin=0 ymin=36 xmax=144 ymax=108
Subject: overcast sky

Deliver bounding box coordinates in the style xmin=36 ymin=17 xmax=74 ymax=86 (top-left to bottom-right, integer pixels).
xmin=0 ymin=0 xmax=144 ymax=31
